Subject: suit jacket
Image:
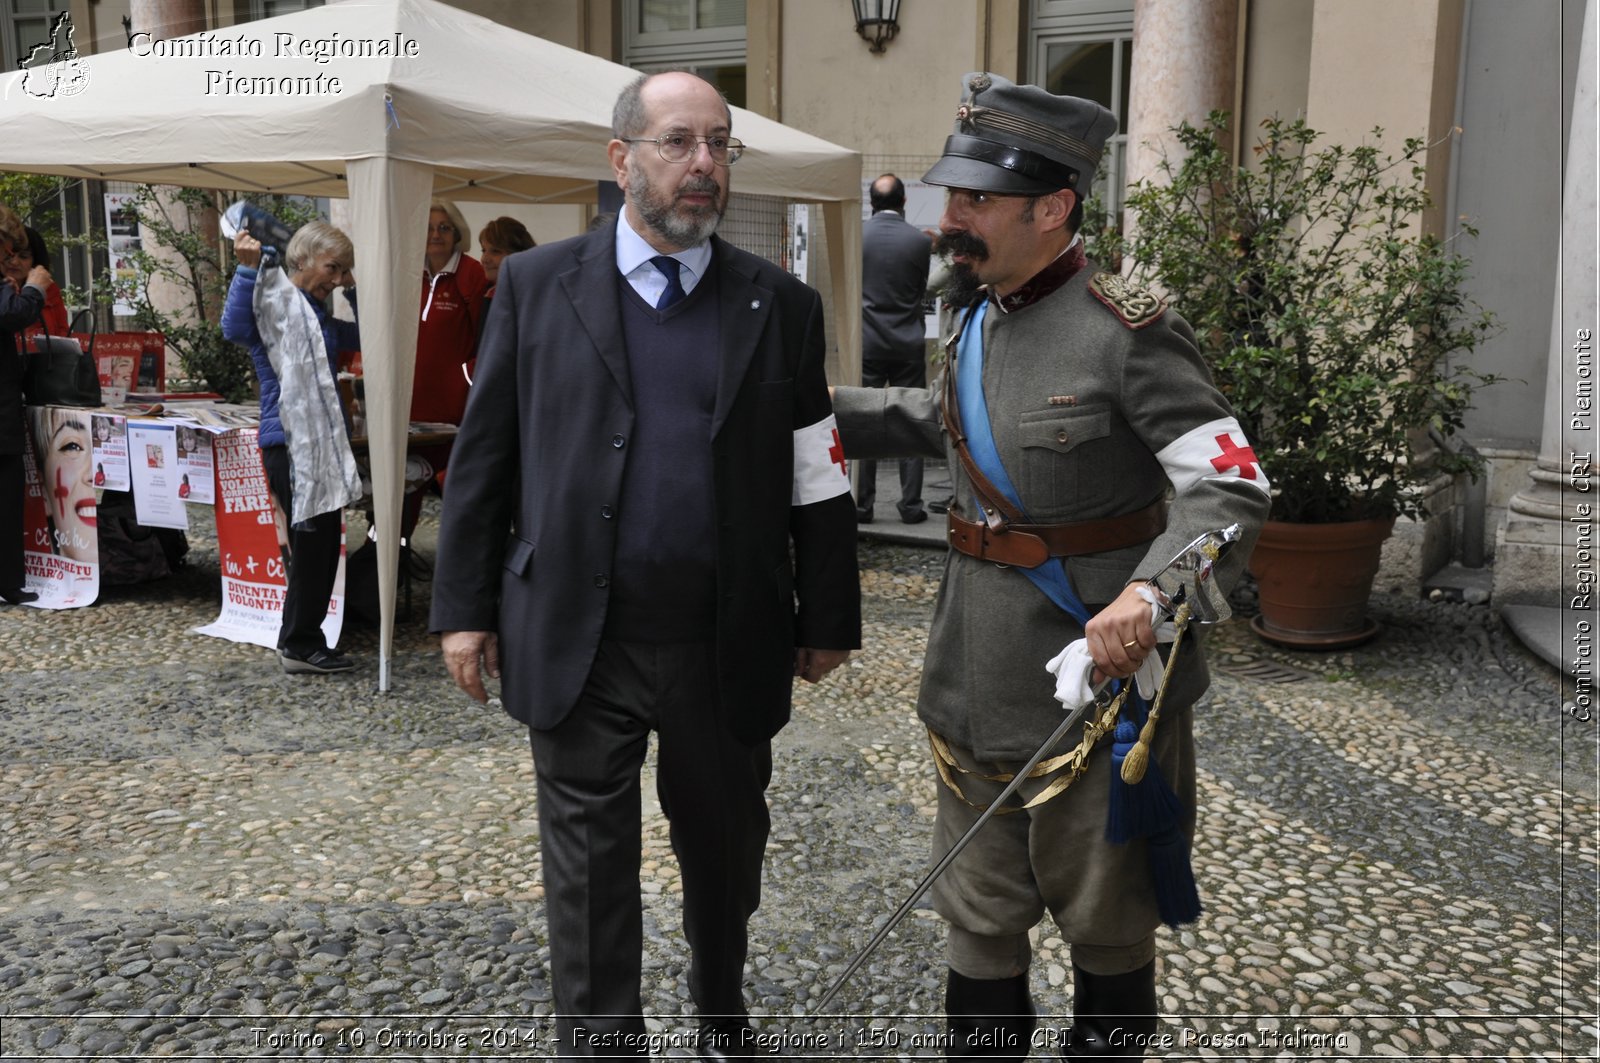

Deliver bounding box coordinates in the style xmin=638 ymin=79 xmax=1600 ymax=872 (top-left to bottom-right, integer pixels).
xmin=861 ymin=210 xmax=932 ymax=364
xmin=430 ymin=221 xmax=860 ymax=744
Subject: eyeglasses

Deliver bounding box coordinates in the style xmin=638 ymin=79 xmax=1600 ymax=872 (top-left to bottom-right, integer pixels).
xmin=427 ymin=223 xmax=456 ymax=235
xmin=622 ymin=133 xmax=745 ymax=166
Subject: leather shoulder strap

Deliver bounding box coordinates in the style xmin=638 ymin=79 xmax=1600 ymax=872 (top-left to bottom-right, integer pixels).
xmin=940 ymin=303 xmax=1026 ymax=531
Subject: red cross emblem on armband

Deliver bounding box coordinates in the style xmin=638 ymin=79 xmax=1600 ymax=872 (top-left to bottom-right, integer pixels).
xmin=1209 ymin=434 xmax=1260 ymax=480
xmin=829 ymin=429 xmax=847 ymax=475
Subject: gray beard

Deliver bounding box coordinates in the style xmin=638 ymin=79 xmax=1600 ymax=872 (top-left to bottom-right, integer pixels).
xmin=635 ymin=192 xmax=721 ymax=247
xmin=627 ymin=153 xmax=725 ymax=248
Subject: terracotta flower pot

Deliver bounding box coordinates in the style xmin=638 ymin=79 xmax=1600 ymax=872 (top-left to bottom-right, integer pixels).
xmin=1247 ymin=517 xmax=1396 ymax=649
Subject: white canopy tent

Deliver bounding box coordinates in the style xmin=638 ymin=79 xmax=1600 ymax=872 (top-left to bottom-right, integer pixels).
xmin=0 ymin=0 xmax=863 ymax=689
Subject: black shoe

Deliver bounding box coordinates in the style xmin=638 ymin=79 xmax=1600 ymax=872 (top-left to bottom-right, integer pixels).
xmin=947 ymin=970 xmax=1034 ymax=1060
xmin=0 ymin=587 xmax=39 ymax=605
xmin=696 ymin=1022 xmax=753 ymax=1061
xmin=900 ymin=508 xmax=928 ymax=524
xmin=855 ymin=508 xmax=875 ymax=524
xmin=1060 ymin=960 xmax=1157 ymax=1058
xmin=929 ymin=497 xmax=952 ymax=514
xmin=279 ymin=647 xmax=355 ymax=675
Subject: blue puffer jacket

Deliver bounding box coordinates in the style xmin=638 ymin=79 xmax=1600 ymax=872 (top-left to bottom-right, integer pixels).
xmin=221 ymin=265 xmax=360 ymax=448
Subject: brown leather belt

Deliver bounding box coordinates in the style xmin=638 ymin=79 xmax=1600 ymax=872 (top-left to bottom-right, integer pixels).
xmin=946 ymin=498 xmax=1168 ymax=568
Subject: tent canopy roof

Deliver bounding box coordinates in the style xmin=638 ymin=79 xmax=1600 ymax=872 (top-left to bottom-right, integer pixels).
xmin=0 ymin=0 xmax=860 ymax=204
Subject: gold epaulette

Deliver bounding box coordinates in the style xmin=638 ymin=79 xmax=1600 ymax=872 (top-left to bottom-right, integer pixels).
xmin=1088 ymin=271 xmax=1165 ymax=330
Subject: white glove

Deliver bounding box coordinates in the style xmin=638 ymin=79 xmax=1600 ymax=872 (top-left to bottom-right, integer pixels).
xmin=1045 ymin=640 xmax=1096 ymax=710
xmin=1129 ymin=585 xmax=1175 ymax=700
xmin=1045 ymin=586 xmax=1175 ymax=708
xmin=1134 ymin=584 xmax=1177 ymax=642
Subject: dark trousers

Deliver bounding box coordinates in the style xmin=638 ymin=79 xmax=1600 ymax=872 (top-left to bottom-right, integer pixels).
xmin=530 ymin=640 xmax=772 ymax=1058
xmin=260 ymin=445 xmax=343 ymax=655
xmin=856 ymin=356 xmax=926 ymax=518
xmin=0 ymin=451 xmax=23 ymax=591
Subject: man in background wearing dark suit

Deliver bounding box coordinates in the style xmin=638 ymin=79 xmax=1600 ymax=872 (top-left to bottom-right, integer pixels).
xmin=431 ymin=71 xmax=860 ymax=1060
xmin=854 ymin=173 xmax=933 ymax=525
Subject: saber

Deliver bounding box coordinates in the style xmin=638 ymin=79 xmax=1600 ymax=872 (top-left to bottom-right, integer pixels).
xmin=812 ymin=683 xmax=1107 ymax=1015
xmin=812 ymin=523 xmax=1243 ymax=1015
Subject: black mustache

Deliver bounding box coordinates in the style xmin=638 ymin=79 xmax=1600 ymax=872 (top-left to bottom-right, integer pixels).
xmin=934 ymin=230 xmax=988 ymax=259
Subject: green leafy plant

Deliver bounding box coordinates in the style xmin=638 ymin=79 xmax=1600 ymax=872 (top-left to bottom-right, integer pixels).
xmin=1090 ymin=113 xmax=1500 ymax=523
xmin=0 ymin=173 xmax=71 ymax=235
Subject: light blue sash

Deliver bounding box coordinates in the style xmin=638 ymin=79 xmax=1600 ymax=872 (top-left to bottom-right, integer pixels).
xmin=954 ymin=300 xmax=1091 ymax=626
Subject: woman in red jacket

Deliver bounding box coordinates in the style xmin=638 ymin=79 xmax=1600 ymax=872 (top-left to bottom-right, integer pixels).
xmin=413 ymin=203 xmax=486 ymax=427
xmin=8 ymin=227 xmax=69 ymax=340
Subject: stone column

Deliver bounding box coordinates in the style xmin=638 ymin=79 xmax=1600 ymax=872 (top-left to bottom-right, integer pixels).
xmin=128 ymin=0 xmax=205 ymax=38
xmin=1493 ymin=0 xmax=1598 ymax=610
xmin=1123 ymin=0 xmax=1238 ymax=201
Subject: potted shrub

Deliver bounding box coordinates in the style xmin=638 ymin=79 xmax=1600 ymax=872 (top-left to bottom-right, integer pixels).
xmin=1091 ymin=113 xmax=1499 ymax=647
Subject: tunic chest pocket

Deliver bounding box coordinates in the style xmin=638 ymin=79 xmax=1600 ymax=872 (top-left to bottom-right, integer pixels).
xmin=1015 ymin=406 xmax=1113 ymax=512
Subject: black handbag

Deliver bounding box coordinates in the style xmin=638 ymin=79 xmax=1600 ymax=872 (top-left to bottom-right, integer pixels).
xmin=22 ymin=309 xmax=101 ymax=408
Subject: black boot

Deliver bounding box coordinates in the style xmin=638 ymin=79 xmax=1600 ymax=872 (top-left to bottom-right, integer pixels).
xmin=1061 ymin=961 xmax=1157 ymax=1058
xmin=945 ymin=969 xmax=1035 ymax=1060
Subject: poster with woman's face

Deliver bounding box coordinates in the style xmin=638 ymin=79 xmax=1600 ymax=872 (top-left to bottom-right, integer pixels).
xmin=31 ymin=407 xmax=97 ymax=562
xmin=21 ymin=407 xmax=100 ymax=609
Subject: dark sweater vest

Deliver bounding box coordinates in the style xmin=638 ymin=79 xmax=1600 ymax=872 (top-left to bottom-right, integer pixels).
xmin=602 ymin=268 xmax=721 ymax=643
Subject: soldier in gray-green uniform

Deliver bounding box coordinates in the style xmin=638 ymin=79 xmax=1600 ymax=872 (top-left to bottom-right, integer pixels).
xmin=832 ymin=74 xmax=1271 ymax=1058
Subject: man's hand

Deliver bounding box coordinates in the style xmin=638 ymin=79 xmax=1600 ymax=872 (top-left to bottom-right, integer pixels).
xmin=441 ymin=630 xmax=500 ymax=703
xmin=1083 ymin=582 xmax=1155 ymax=685
xmin=794 ymin=647 xmax=850 ymax=684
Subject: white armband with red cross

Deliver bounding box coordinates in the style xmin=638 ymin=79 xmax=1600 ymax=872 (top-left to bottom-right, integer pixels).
xmin=1156 ymin=416 xmax=1272 ymax=497
xmin=792 ymin=414 xmax=853 ymax=506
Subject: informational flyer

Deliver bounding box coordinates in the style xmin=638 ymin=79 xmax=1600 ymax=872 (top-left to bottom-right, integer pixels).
xmin=20 ymin=409 xmax=100 ymax=609
xmin=195 ymin=428 xmax=345 ymax=649
xmin=173 ymin=424 xmax=214 ymax=504
xmin=103 ymin=192 xmax=144 ymax=317
xmin=127 ymin=421 xmax=189 ymax=531
xmin=90 ymin=412 xmax=130 ymax=491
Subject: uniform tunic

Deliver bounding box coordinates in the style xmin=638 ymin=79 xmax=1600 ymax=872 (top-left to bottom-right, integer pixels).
xmin=832 ymin=259 xmax=1270 ymax=944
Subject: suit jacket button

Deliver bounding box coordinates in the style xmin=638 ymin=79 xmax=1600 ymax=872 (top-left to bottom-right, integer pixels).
xmin=594 ymin=574 xmax=609 ymax=588
xmin=1056 ymin=430 xmax=1069 ymax=444
xmin=601 ymin=505 xmax=614 ymax=519
xmin=611 ymin=434 xmax=626 ymax=448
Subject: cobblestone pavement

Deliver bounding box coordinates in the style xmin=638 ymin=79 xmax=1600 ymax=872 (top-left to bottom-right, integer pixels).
xmin=0 ymin=503 xmax=1595 ymax=1060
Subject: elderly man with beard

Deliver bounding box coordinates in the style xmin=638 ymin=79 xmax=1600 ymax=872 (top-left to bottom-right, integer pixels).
xmin=832 ymin=74 xmax=1269 ymax=1058
xmin=431 ymin=70 xmax=860 ymax=1060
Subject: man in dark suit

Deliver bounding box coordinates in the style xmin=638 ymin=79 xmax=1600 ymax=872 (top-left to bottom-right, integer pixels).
xmin=854 ymin=174 xmax=933 ymax=524
xmin=431 ymin=71 xmax=860 ymax=1060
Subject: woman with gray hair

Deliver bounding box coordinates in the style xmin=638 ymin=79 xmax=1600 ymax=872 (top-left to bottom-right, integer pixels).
xmin=222 ymin=219 xmax=361 ymax=674
xmin=414 ymin=201 xmax=486 ymax=427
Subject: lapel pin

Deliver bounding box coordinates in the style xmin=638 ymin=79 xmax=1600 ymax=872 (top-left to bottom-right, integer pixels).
xmin=751 ymin=299 xmax=761 ymax=310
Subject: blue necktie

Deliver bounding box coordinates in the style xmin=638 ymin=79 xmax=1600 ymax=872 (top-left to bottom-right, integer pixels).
xmin=650 ymin=255 xmax=686 ymax=309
